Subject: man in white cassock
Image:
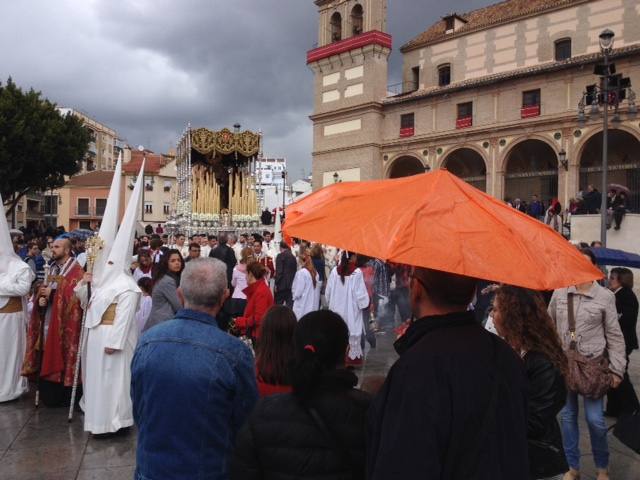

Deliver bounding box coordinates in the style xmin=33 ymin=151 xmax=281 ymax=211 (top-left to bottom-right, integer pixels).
xmin=79 ymin=163 xmax=143 ymax=435
xmin=0 ymin=194 xmax=35 ymax=402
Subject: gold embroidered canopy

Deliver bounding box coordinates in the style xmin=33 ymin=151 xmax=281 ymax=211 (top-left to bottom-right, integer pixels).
xmin=190 ymin=127 xmax=260 ymax=158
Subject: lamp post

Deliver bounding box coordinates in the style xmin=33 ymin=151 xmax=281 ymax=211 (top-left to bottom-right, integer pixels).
xmin=333 ymin=172 xmax=340 ymax=183
xmin=599 ymin=29 xmax=614 ymax=246
xmin=281 ymin=170 xmax=287 ymax=220
xmin=577 ymin=29 xmax=635 ymax=246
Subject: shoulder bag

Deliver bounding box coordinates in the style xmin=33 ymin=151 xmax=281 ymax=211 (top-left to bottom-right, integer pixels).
xmin=565 ymin=293 xmax=611 ymax=399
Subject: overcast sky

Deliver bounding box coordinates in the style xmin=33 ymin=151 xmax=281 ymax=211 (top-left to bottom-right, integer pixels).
xmin=0 ymin=0 xmax=492 ymax=180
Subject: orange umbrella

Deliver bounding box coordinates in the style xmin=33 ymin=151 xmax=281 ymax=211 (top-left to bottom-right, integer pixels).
xmin=284 ymin=170 xmax=602 ymax=290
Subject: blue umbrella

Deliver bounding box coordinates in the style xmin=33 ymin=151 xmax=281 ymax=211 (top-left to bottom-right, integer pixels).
xmin=67 ymin=229 xmax=95 ymax=241
xmin=591 ymin=247 xmax=640 ymax=268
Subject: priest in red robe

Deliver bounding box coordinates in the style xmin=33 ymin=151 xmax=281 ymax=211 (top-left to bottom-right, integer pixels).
xmin=23 ymin=237 xmax=84 ymax=407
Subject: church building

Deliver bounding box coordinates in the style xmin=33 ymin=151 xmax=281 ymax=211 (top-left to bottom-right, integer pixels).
xmin=308 ymin=0 xmax=640 ymax=210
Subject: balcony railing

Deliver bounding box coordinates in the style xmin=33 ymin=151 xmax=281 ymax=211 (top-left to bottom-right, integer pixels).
xmin=456 ymin=116 xmax=473 ymax=129
xmin=521 ymin=104 xmax=541 ymax=118
xmin=75 ymin=207 xmax=91 ymax=216
xmin=399 ymin=127 xmax=415 ymax=138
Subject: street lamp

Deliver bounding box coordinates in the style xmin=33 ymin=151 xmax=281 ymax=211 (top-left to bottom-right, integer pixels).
xmin=598 ymin=29 xmax=613 ymax=246
xmin=281 ymin=170 xmax=287 ymax=220
xmin=599 ymin=29 xmax=615 ymax=53
xmin=333 ymin=172 xmax=340 ymax=183
xmin=576 ymin=29 xmax=635 ymax=246
xmin=558 ymin=149 xmax=568 ymax=171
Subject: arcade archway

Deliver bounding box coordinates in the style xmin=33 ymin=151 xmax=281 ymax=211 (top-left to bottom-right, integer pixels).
xmin=442 ymin=148 xmax=487 ymax=192
xmin=387 ymin=155 xmax=425 ymax=178
xmin=579 ymin=129 xmax=640 ymax=212
xmin=504 ymin=139 xmax=558 ymax=204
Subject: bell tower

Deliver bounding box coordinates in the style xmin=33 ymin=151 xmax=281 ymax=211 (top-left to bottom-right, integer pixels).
xmin=308 ymin=0 xmax=391 ymax=189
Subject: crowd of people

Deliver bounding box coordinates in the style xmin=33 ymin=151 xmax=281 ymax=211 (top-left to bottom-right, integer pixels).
xmin=1 ymin=215 xmax=639 ymax=480
xmin=507 ymin=185 xmax=633 ymax=235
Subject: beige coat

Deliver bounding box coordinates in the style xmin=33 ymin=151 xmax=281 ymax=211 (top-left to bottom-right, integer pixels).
xmin=548 ymin=282 xmax=626 ymax=378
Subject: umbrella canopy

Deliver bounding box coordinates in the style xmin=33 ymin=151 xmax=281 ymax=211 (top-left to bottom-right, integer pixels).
xmin=608 ymin=183 xmax=630 ymax=195
xmin=68 ymin=229 xmax=95 ymax=241
xmin=284 ymin=170 xmax=602 ymax=291
xmin=592 ymin=247 xmax=640 ymax=268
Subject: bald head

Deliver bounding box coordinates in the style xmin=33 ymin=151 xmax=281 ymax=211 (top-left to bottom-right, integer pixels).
xmin=51 ymin=238 xmax=72 ymax=263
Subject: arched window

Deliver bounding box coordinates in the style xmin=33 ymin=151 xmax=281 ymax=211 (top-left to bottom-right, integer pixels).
xmin=330 ymin=12 xmax=342 ymax=42
xmin=438 ymin=64 xmax=451 ymax=86
xmin=351 ymin=4 xmax=363 ymax=36
xmin=555 ymin=38 xmax=571 ymax=61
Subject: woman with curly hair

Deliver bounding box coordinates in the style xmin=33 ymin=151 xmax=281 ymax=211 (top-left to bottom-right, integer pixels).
xmin=492 ymin=286 xmax=568 ymax=480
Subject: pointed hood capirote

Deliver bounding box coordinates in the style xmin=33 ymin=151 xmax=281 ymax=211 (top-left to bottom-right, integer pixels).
xmin=0 ymin=194 xmax=28 ymax=274
xmin=0 ymin=193 xmax=34 ymax=307
xmin=84 ymin=162 xmax=144 ymax=329
xmin=92 ymin=153 xmax=123 ymax=289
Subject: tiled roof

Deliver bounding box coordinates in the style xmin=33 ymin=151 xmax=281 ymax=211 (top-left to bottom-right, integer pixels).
xmin=122 ymin=151 xmax=172 ymax=175
xmin=385 ymin=44 xmax=640 ymax=105
xmin=401 ymin=0 xmax=587 ymax=52
xmin=66 ymin=170 xmax=114 ymax=187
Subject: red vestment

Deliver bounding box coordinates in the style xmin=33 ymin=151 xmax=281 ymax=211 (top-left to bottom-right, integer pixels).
xmin=23 ymin=261 xmax=84 ymax=386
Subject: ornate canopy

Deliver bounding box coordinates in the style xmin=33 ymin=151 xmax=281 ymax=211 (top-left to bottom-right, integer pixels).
xmin=190 ymin=127 xmax=260 ymax=158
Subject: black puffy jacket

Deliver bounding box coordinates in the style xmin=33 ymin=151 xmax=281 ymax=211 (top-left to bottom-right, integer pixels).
xmin=524 ymin=351 xmax=568 ymax=479
xmin=231 ymin=369 xmax=371 ymax=480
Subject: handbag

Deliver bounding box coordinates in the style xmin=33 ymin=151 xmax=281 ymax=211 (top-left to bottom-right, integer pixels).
xmin=565 ymin=293 xmax=611 ymax=399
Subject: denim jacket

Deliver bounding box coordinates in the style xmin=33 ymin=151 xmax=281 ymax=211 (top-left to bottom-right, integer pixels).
xmin=132 ymin=308 xmax=258 ymax=480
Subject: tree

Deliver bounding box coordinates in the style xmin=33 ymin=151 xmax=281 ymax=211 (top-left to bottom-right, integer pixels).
xmin=0 ymin=78 xmax=91 ymax=215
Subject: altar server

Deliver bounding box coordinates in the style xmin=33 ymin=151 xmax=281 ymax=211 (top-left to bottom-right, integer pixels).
xmin=291 ymin=248 xmax=320 ymax=320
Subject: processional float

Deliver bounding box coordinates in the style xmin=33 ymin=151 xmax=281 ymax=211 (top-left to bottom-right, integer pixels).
xmin=173 ymin=125 xmax=262 ymax=236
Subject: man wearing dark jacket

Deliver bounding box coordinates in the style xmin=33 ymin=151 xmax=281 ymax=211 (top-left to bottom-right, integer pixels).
xmin=209 ymin=233 xmax=237 ymax=288
xmin=274 ymin=241 xmax=297 ymax=307
xmin=367 ymin=267 xmax=529 ymax=479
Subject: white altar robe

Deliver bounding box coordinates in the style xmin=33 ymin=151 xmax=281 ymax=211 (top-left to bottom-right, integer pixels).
xmin=0 ymin=262 xmax=34 ymax=402
xmin=325 ymin=267 xmax=369 ymax=359
xmin=83 ymin=290 xmax=140 ymax=434
xmin=292 ymin=268 xmax=320 ymax=320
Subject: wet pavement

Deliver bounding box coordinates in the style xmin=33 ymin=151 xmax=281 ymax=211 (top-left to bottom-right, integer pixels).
xmin=1 ymin=330 xmax=639 ymax=479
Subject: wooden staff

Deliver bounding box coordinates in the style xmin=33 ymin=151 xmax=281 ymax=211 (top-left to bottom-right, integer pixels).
xmin=34 ymin=263 xmax=51 ymax=408
xmin=68 ymin=235 xmax=104 ymax=422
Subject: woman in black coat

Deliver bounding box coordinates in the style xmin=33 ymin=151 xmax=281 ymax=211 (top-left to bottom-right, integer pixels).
xmin=492 ymin=286 xmax=569 ymax=480
xmin=231 ymin=310 xmax=371 ymax=480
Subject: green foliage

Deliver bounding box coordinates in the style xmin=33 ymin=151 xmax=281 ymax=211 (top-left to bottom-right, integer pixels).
xmin=0 ymin=77 xmax=91 ymax=212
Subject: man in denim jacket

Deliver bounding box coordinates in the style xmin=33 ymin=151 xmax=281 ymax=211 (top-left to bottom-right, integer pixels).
xmin=132 ymin=258 xmax=258 ymax=480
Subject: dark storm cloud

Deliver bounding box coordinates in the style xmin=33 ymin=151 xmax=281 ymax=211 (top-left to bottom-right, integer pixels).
xmin=0 ymin=0 xmax=493 ymax=179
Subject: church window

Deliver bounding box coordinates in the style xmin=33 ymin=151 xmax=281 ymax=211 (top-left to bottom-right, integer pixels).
xmin=438 ymin=64 xmax=451 ymax=87
xmin=331 ymin=12 xmax=342 ymax=42
xmin=351 ymin=4 xmax=363 ymax=36
xmin=555 ymin=38 xmax=571 ymax=61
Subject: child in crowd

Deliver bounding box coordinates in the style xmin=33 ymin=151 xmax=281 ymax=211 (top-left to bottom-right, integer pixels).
xmin=135 ymin=277 xmax=153 ymax=334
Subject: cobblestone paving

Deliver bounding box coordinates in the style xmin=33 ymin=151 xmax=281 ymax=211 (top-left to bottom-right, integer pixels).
xmin=1 ymin=331 xmax=638 ymax=479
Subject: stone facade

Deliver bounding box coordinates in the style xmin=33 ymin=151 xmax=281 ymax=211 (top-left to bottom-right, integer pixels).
xmin=309 ymin=0 xmax=640 ymax=208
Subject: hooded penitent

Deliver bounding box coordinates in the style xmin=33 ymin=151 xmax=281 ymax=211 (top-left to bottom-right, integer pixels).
xmin=85 ymin=162 xmax=144 ymax=329
xmin=0 ymin=194 xmax=29 ymax=279
xmin=91 ymin=153 xmax=123 ymax=290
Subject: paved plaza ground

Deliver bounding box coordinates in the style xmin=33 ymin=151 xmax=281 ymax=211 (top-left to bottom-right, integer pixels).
xmin=1 ymin=331 xmax=639 ymax=480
